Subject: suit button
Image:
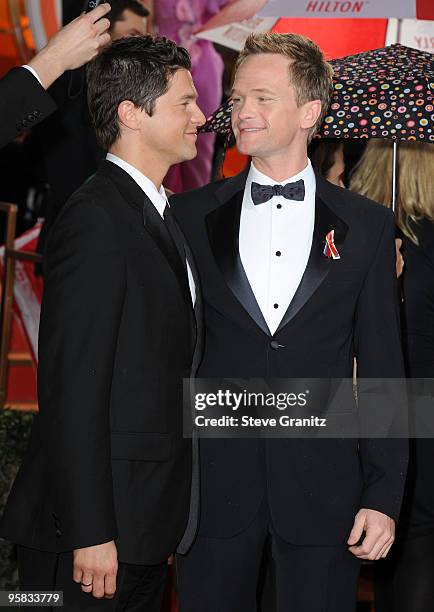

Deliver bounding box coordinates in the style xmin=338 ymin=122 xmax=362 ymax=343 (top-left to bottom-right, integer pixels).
xmin=55 ymin=529 xmax=62 ymax=537
xmin=21 ymin=119 xmax=28 ymax=128
xmin=27 ymin=114 xmax=34 ymax=121
xmin=270 ymin=340 xmax=280 ymax=350
xmin=33 ymin=109 xmax=41 ymax=117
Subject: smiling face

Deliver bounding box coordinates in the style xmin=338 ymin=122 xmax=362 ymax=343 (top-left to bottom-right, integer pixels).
xmin=140 ymin=68 xmax=206 ymax=166
xmin=231 ymin=53 xmax=321 ymax=165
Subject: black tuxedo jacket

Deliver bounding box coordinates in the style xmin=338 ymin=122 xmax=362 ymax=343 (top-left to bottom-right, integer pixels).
xmin=0 ymin=160 xmax=203 ymax=565
xmin=0 ymin=67 xmax=56 ymax=149
xmin=171 ymin=170 xmax=408 ymax=547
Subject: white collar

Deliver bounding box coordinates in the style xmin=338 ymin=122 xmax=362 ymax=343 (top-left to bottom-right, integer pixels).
xmin=106 ymin=153 xmax=167 ymax=217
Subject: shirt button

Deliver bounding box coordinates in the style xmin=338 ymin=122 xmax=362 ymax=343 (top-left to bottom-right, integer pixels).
xmin=277 ymin=204 xmax=282 ymax=209
xmin=275 ymin=251 xmax=281 ymax=257
xmin=274 ymin=303 xmax=279 ymax=309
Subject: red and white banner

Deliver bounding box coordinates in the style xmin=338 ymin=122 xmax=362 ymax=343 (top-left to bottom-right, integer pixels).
xmin=387 ymin=18 xmax=434 ymax=52
xmin=197 ymin=16 xmax=389 ymax=57
xmin=273 ymin=18 xmax=388 ymax=58
xmin=0 ymin=223 xmax=42 ymax=362
xmin=259 ymin=0 xmax=434 ymax=20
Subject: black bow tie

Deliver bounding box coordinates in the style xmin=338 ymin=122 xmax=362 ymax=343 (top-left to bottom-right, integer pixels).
xmin=251 ymin=179 xmax=305 ymax=205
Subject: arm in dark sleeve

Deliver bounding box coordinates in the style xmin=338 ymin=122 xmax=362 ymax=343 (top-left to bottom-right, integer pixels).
xmin=38 ymin=196 xmax=126 ymax=550
xmin=354 ymin=209 xmax=409 ymax=521
xmin=0 ymin=67 xmax=57 ymax=149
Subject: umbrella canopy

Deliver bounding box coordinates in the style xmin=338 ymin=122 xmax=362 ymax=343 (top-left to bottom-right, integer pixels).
xmin=200 ymin=44 xmax=434 ymax=143
xmin=322 ymin=44 xmax=434 ymax=142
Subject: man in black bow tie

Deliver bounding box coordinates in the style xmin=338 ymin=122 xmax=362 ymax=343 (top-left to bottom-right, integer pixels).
xmin=1 ymin=35 xmax=205 ymax=610
xmin=171 ymin=32 xmax=408 ymax=612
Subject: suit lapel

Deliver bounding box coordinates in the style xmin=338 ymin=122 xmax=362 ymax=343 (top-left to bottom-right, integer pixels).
xmin=206 ymin=170 xmax=270 ymax=337
xmin=98 ymin=160 xmax=191 ymax=304
xmin=276 ymin=177 xmax=349 ymax=333
xmin=206 ymin=169 xmax=349 ymax=337
xmin=183 ymin=234 xmax=204 ymax=374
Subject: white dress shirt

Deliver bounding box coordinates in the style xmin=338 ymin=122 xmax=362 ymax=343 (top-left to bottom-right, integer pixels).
xmin=239 ymin=159 xmax=316 ymax=335
xmin=106 ymin=153 xmax=196 ymax=305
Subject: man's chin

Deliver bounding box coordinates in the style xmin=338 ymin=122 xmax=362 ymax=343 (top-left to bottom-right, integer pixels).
xmin=236 ymin=142 xmax=258 ymax=157
xmin=184 ymin=146 xmax=198 ymax=161
xmin=173 ymin=148 xmax=198 ymax=165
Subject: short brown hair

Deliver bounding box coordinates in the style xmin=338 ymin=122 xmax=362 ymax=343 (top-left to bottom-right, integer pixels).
xmin=235 ymin=32 xmax=334 ymax=142
xmin=87 ymin=35 xmax=190 ymax=150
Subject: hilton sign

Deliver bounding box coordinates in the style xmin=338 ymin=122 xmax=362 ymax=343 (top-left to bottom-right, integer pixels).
xmin=259 ymin=0 xmax=434 ymax=19
xmin=305 ymin=1 xmax=369 ymax=13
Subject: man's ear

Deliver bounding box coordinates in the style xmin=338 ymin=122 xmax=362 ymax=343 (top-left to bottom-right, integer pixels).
xmin=117 ymin=100 xmax=142 ymax=131
xmin=301 ymin=99 xmax=322 ymax=130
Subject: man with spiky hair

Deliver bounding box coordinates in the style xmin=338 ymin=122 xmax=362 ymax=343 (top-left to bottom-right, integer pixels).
xmin=1 ymin=35 xmax=205 ymax=610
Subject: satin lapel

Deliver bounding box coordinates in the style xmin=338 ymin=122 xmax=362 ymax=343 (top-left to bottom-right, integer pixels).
xmin=98 ymin=160 xmax=190 ymax=301
xmin=175 ymin=219 xmax=203 ymax=356
xmin=276 ymin=192 xmax=349 ymax=333
xmin=183 ymin=236 xmax=204 ymax=374
xmin=206 ymin=186 xmax=271 ymax=337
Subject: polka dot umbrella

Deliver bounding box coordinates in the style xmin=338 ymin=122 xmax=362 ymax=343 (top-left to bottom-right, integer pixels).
xmin=200 ymin=43 xmax=434 ymax=207
xmin=322 ymin=43 xmax=434 ymax=142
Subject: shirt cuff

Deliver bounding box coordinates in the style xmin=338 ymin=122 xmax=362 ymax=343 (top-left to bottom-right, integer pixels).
xmin=22 ymin=65 xmax=43 ymax=87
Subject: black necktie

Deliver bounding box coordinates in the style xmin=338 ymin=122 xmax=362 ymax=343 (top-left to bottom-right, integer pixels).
xmin=142 ymin=198 xmax=188 ymax=286
xmin=251 ymin=179 xmax=305 ymax=205
xmin=163 ymin=203 xmax=187 ymax=273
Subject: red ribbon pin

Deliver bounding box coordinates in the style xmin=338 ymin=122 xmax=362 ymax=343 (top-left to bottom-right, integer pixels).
xmin=323 ymin=230 xmax=340 ymax=260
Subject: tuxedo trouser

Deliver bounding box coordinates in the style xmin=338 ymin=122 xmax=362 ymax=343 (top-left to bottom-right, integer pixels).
xmin=374 ymin=531 xmax=434 ymax=612
xmin=17 ymin=546 xmax=166 ymax=611
xmin=176 ymin=498 xmax=360 ymax=612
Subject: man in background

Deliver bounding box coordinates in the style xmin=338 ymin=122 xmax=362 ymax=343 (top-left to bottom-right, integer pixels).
xmin=109 ymin=0 xmax=149 ymax=38
xmin=37 ymin=0 xmax=150 ymax=253
xmin=0 ymin=2 xmax=111 ymax=149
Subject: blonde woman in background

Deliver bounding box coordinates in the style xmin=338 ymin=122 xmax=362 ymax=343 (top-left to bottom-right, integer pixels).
xmin=350 ymin=139 xmax=434 ymax=612
xmin=350 ymin=140 xmax=406 ymax=278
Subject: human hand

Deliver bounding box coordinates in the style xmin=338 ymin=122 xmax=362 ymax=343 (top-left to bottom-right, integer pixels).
xmin=347 ymin=508 xmax=395 ymax=560
xmin=73 ymin=540 xmax=118 ymax=599
xmin=28 ymin=3 xmax=111 ymax=89
xmin=395 ymin=238 xmax=404 ymax=278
